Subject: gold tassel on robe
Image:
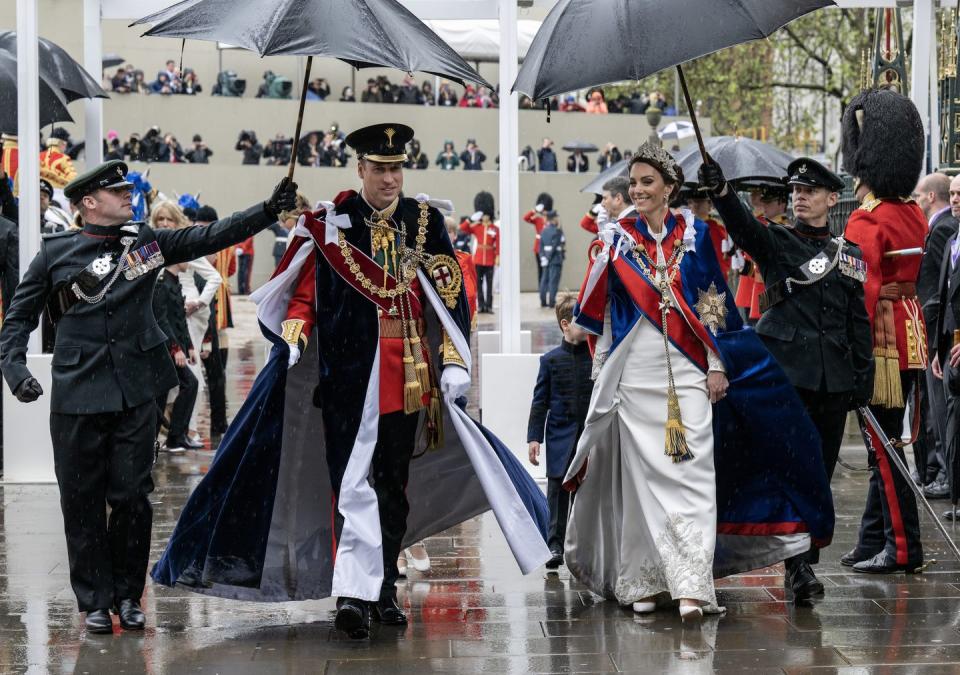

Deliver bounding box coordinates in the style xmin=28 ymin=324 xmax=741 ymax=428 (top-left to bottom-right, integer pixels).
xmin=402 ymin=335 xmax=423 ymax=414
xmin=409 ymin=320 xmax=431 ymax=393
xmin=665 ymin=384 xmax=692 ymax=463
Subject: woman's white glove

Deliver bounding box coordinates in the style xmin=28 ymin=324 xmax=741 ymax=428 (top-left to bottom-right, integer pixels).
xmin=287 ymin=344 xmax=301 ymax=369
xmin=440 ymin=365 xmax=471 ymax=401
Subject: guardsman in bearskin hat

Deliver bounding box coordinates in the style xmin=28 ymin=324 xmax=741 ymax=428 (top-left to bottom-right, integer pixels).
xmin=523 ymin=191 xmax=554 ymax=283
xmin=461 ymin=190 xmax=499 ymax=313
xmin=0 ymin=159 xmax=297 ymax=633
xmin=842 ymin=87 xmax=927 ymax=574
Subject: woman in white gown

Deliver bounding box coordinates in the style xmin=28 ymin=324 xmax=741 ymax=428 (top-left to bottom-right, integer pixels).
xmin=564 ymin=144 xmax=730 ymax=622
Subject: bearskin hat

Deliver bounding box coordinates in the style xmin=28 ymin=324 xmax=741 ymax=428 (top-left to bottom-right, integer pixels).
xmin=474 ymin=191 xmax=495 ymax=218
xmin=841 ymin=88 xmax=923 ymax=199
xmin=536 ymin=192 xmax=554 ymax=212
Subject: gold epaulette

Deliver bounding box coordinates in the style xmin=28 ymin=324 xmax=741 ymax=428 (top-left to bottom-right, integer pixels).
xmin=858 ymin=192 xmax=882 ymax=213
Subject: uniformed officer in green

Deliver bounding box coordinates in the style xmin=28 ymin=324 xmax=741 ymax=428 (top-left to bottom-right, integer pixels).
xmin=0 ymin=160 xmax=297 ymax=633
xmin=699 ymin=157 xmax=874 ymax=601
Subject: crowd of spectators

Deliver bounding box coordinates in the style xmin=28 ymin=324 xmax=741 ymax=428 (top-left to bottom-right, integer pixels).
xmin=110 ymin=60 xmax=203 ymax=96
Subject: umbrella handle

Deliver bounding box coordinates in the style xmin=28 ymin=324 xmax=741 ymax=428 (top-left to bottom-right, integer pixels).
xmin=287 ymin=56 xmax=313 ymax=182
xmin=676 ymin=64 xmax=708 ymax=163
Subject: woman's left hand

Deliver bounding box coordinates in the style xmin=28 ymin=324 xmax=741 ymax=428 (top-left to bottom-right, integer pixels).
xmin=707 ymin=371 xmax=729 ymax=403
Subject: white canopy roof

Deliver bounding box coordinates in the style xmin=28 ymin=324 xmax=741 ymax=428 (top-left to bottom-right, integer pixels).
xmin=423 ymin=20 xmax=541 ymax=62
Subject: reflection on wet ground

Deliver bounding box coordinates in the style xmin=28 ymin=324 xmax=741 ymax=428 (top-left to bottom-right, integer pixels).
xmin=4 ymin=297 xmax=960 ymax=673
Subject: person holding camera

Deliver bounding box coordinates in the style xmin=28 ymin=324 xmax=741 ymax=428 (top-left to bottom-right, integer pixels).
xmin=0 ymin=160 xmax=297 ymax=633
xmin=262 ymin=133 xmax=293 ymax=166
xmin=185 ymin=134 xmax=213 ymax=164
xmin=156 ymin=134 xmax=184 ymax=163
xmin=236 ymin=131 xmax=263 ymax=165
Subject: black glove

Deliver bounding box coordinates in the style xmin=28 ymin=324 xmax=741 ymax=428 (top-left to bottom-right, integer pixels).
xmin=697 ymin=155 xmax=726 ymax=195
xmin=265 ymin=177 xmax=299 ymax=217
xmin=592 ymin=193 xmax=602 ymax=205
xmin=14 ymin=377 xmax=43 ymax=403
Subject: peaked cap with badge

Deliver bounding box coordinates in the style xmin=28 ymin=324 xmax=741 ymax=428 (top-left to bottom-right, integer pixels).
xmin=785 ymin=157 xmax=845 ymax=193
xmin=63 ymin=159 xmax=134 ymax=203
xmin=345 ymin=123 xmax=413 ymax=163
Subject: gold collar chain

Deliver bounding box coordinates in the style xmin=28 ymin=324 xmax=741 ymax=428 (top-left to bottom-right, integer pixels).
xmin=338 ymin=201 xmax=430 ymax=299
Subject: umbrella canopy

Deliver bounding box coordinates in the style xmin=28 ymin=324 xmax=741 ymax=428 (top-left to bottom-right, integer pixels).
xmin=674 ymin=136 xmax=794 ymax=187
xmin=563 ymin=140 xmax=599 ymax=152
xmin=132 ymin=0 xmax=491 ymax=88
xmin=513 ymin=0 xmax=834 ymax=100
xmin=103 ymin=53 xmax=126 ymax=69
xmin=580 ymin=157 xmax=628 ymax=194
xmin=658 ymin=120 xmax=695 ymax=141
xmin=0 ymin=31 xmax=108 ymax=103
xmin=0 ymin=50 xmax=74 ymax=134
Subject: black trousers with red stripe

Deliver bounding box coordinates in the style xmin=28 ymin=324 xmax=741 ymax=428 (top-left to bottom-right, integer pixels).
xmin=854 ymin=375 xmax=923 ymax=566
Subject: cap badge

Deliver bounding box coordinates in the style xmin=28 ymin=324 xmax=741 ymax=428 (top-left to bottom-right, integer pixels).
xmin=384 ymin=127 xmax=396 ymax=148
xmin=799 ymin=164 xmax=807 ymax=174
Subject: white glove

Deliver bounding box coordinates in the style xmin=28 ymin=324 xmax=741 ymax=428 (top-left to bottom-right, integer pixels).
xmin=535 ymin=203 xmax=544 ymax=212
xmin=471 ymin=210 xmax=484 ymax=223
xmin=440 ymin=365 xmax=470 ymax=401
xmin=594 ymin=205 xmax=608 ymax=228
xmin=731 ymin=250 xmax=745 ymax=272
xmin=287 ymin=344 xmax=301 ymax=369
xmin=540 ymin=256 xmax=549 ymax=267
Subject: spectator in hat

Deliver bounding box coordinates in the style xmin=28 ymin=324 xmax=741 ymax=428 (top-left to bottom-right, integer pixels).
xmin=436 ymin=140 xmax=460 ymax=170
xmin=39 ymin=179 xmax=71 ymax=234
xmin=460 ymin=139 xmax=486 ymax=171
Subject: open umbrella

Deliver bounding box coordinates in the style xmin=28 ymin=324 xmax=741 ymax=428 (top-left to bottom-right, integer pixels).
xmin=0 ymin=31 xmax=108 ymax=103
xmin=674 ymin=136 xmax=794 ymax=187
xmin=562 ymin=140 xmax=599 ymax=153
xmin=0 ymin=50 xmax=74 ymax=134
xmin=658 ymin=120 xmax=695 ymax=141
xmin=513 ymin=0 xmax=835 ymax=160
xmin=580 ymin=158 xmax=628 ymax=194
xmin=103 ymin=53 xmax=126 ymax=69
xmin=132 ymin=0 xmax=491 ymax=180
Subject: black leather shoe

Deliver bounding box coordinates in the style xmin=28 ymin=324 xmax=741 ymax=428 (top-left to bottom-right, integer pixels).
xmin=114 ymin=599 xmax=145 ymax=630
xmin=839 ymin=548 xmax=875 ymax=567
xmin=923 ymin=479 xmax=951 ymax=499
xmin=84 ymin=608 xmax=113 ymax=634
xmin=545 ymin=551 xmax=563 ymax=570
xmin=784 ymin=559 xmax=824 ymax=602
xmin=852 ymin=551 xmax=922 ymax=574
xmin=371 ymin=596 xmax=408 ymax=626
xmin=334 ymin=597 xmax=370 ymax=639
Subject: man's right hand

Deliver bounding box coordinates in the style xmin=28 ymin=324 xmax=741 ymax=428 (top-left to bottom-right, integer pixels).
xmin=528 ymin=441 xmax=541 ymax=466
xmin=933 ymin=354 xmax=943 ymax=380
xmin=265 ymin=177 xmax=299 ymax=217
xmin=287 ymin=344 xmax=301 ymax=369
xmin=174 ymin=350 xmax=187 ymax=367
xmin=14 ymin=377 xmax=43 ymax=403
xmin=697 ymin=155 xmax=727 ymax=196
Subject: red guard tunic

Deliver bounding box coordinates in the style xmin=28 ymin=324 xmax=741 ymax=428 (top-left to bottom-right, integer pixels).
xmin=455 ymin=250 xmax=478 ymax=320
xmin=734 ymin=214 xmax=785 ymax=320
xmin=284 ymin=250 xmax=430 ymax=415
xmin=523 ymin=210 xmax=548 ymax=254
xmin=704 ymin=217 xmax=731 ymax=278
xmin=461 ymin=220 xmax=500 ymax=267
xmin=844 ymin=195 xmax=928 ymax=402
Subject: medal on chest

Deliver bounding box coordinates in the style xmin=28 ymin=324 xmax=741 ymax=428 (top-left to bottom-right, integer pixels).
xmin=122 ymin=240 xmax=164 ymax=280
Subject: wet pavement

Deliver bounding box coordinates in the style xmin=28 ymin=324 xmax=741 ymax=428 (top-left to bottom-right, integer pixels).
xmin=4 ymin=296 xmax=960 ymax=673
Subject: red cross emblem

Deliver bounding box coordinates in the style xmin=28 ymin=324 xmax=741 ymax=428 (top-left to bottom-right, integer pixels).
xmin=432 ymin=264 xmax=453 ymax=287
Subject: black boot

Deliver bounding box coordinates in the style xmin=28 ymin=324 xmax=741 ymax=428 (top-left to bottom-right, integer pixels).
xmin=114 ymin=599 xmax=146 ymax=630
xmin=334 ymin=597 xmax=371 ymax=639
xmin=839 ymin=547 xmax=875 ymax=567
xmin=371 ymin=594 xmax=408 ymax=626
xmin=784 ymin=556 xmax=824 ymax=603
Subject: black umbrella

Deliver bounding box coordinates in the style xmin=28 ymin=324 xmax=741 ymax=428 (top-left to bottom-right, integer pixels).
xmin=514 ymin=0 xmax=835 ymax=160
xmin=580 ymin=158 xmax=628 ymax=194
xmin=674 ymin=136 xmax=794 ymax=187
xmin=562 ymin=140 xmax=599 ymax=153
xmin=132 ymin=0 xmax=491 ymax=180
xmin=103 ymin=53 xmax=126 ymax=69
xmin=0 ymin=50 xmax=74 ymax=134
xmin=0 ymin=31 xmax=108 ymax=103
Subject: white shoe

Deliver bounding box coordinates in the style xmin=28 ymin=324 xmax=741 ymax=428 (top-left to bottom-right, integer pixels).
xmin=679 ymin=602 xmax=703 ymax=623
xmin=632 ymin=600 xmax=656 ymax=614
xmin=397 ymin=552 xmax=407 ymax=578
xmin=407 ymin=544 xmax=431 ymax=572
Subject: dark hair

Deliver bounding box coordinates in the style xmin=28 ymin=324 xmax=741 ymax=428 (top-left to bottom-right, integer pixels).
xmin=555 ymin=295 xmax=576 ymax=327
xmin=628 ymin=153 xmax=684 ymax=199
xmin=602 ymin=176 xmax=630 ymax=203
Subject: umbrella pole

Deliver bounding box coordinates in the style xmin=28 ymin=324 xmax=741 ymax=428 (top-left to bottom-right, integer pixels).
xmin=287 ymin=55 xmax=313 ymax=181
xmin=675 ymin=64 xmax=708 ymax=162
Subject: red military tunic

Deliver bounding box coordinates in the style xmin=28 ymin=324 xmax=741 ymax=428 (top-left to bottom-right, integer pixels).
xmin=284 ymin=250 xmax=430 ymax=415
xmin=461 ymin=220 xmax=500 ymax=267
xmin=455 ymin=250 xmax=478 ymax=321
xmin=523 ymin=210 xmax=548 ymax=253
xmin=844 ymin=195 xmax=928 ymax=397
xmin=704 ymin=217 xmax=731 ymax=278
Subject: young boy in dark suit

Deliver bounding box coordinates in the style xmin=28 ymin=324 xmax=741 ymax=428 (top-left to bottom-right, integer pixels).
xmin=527 ymin=295 xmax=593 ymax=569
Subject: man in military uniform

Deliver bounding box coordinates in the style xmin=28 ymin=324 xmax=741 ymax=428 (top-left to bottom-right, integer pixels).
xmin=0 ymin=160 xmax=297 ymax=632
xmin=841 ymin=88 xmax=927 ymax=574
xmin=699 ymin=156 xmax=874 ymax=601
xmin=280 ymin=123 xmax=472 ymax=639
xmin=460 ymin=192 xmax=499 ymax=313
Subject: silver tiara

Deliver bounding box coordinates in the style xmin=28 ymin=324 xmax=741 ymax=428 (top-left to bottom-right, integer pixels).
xmin=634 ymin=142 xmax=681 ymax=183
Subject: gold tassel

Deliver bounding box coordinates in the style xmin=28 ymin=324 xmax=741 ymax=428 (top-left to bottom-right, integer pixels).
xmin=403 ymin=336 xmax=423 ymax=414
xmin=665 ymin=387 xmax=694 ymax=463
xmin=885 ymin=348 xmax=905 ymax=408
xmin=426 ymin=387 xmax=444 ymax=450
xmin=409 ymin=320 xmax=431 ymax=394
xmin=870 ymin=347 xmax=889 ymax=406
